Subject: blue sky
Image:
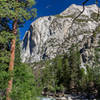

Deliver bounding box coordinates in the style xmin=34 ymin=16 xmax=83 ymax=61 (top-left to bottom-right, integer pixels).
xmin=19 ymin=0 xmax=97 ymax=40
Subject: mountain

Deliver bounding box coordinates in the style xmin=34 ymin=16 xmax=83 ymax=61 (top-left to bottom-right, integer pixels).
xmin=21 ymin=4 xmax=100 ymax=69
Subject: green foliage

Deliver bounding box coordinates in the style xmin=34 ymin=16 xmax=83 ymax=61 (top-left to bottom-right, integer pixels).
xmin=75 ymin=18 xmax=88 ymax=22
xmin=86 ymin=66 xmax=94 ymax=82
xmin=55 ymin=14 xmax=74 ymax=18
xmin=0 ymin=0 xmax=37 ymax=23
xmin=15 ymin=34 xmax=21 ymax=65
xmin=78 ymin=65 xmax=100 ymax=93
xmin=11 ymin=63 xmax=38 ymax=100
xmin=93 ymin=25 xmax=100 ymax=37
xmin=79 ymin=68 xmax=87 ymax=91
xmin=10 ymin=35 xmax=39 ymax=100
xmin=0 ymin=0 xmax=37 ymax=99
xmin=94 ymin=40 xmax=100 ymax=65
xmin=34 ymin=43 xmax=100 ymax=96
xmin=0 ymin=31 xmax=12 ymax=99
xmin=37 ymin=45 xmax=81 ymax=92
xmin=42 ymin=60 xmax=57 ymax=91
xmin=91 ymin=12 xmax=100 ymax=22
xmin=69 ymin=45 xmax=81 ymax=83
xmin=0 ymin=32 xmax=39 ymax=99
xmin=61 ymin=55 xmax=70 ymax=87
xmin=93 ymin=67 xmax=100 ymax=85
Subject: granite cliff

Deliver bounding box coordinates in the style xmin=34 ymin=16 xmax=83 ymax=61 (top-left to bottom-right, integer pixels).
xmin=21 ymin=4 xmax=100 ymax=68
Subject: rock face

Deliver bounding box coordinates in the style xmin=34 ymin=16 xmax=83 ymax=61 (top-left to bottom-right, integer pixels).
xmin=21 ymin=4 xmax=100 ymax=68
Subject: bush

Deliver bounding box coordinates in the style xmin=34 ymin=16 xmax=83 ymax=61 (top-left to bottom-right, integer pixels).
xmin=11 ymin=63 xmax=39 ymax=100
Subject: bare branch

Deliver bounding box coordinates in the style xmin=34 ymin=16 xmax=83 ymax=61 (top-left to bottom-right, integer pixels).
xmin=71 ymin=0 xmax=89 ymax=27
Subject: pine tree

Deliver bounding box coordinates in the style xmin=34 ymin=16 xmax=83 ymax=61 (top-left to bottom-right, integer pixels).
xmin=0 ymin=17 xmax=14 ymax=100
xmin=11 ymin=35 xmax=38 ymax=100
xmin=62 ymin=54 xmax=70 ymax=88
xmin=68 ymin=45 xmax=81 ymax=92
xmin=0 ymin=0 xmax=37 ymax=99
xmin=0 ymin=30 xmax=12 ymax=99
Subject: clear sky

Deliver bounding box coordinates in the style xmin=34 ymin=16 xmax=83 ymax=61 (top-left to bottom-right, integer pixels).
xmin=19 ymin=0 xmax=97 ymax=40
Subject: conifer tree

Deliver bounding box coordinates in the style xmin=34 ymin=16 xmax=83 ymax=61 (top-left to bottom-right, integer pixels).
xmin=10 ymin=34 xmax=38 ymax=100
xmin=0 ymin=26 xmax=12 ymax=100
xmin=69 ymin=45 xmax=81 ymax=91
xmin=0 ymin=0 xmax=36 ymax=99
xmin=0 ymin=11 xmax=14 ymax=100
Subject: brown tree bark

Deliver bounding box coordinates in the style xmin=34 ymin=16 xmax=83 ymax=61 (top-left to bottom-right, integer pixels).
xmin=6 ymin=19 xmax=17 ymax=100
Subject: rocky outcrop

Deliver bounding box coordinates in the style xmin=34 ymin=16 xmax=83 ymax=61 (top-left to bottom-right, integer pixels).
xmin=21 ymin=4 xmax=100 ymax=68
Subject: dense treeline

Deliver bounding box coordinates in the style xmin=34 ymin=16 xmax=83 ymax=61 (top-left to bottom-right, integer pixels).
xmin=35 ymin=44 xmax=100 ymax=98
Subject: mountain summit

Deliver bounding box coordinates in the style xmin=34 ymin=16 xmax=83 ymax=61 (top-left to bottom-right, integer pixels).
xmin=21 ymin=4 xmax=100 ymax=68
xmin=60 ymin=4 xmax=98 ymax=17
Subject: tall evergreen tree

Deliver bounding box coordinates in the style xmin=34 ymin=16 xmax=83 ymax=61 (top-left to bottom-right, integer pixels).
xmin=68 ymin=45 xmax=81 ymax=91
xmin=0 ymin=12 xmax=13 ymax=100
xmin=0 ymin=28 xmax=12 ymax=100
xmin=0 ymin=0 xmax=36 ymax=99
xmin=11 ymin=34 xmax=38 ymax=100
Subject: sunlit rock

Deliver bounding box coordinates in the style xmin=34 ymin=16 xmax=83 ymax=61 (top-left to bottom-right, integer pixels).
xmin=21 ymin=4 xmax=100 ymax=68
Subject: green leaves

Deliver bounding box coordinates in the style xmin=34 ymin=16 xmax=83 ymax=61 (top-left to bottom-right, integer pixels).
xmin=0 ymin=31 xmax=14 ymax=43
xmin=36 ymin=46 xmax=82 ymax=92
xmin=0 ymin=0 xmax=37 ymax=23
xmin=11 ymin=63 xmax=38 ymax=100
xmin=0 ymin=30 xmax=11 ymax=99
xmin=9 ymin=35 xmax=39 ymax=99
xmin=0 ymin=0 xmax=37 ymax=99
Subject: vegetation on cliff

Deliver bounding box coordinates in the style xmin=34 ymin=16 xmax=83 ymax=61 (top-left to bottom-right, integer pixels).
xmin=0 ymin=0 xmax=100 ymax=99
xmin=33 ymin=44 xmax=100 ymax=98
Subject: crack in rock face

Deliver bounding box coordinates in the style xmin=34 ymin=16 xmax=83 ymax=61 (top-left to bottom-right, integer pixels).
xmin=21 ymin=4 xmax=100 ymax=68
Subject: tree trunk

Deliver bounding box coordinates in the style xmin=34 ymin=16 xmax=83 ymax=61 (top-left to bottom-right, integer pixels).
xmin=6 ymin=19 xmax=17 ymax=100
